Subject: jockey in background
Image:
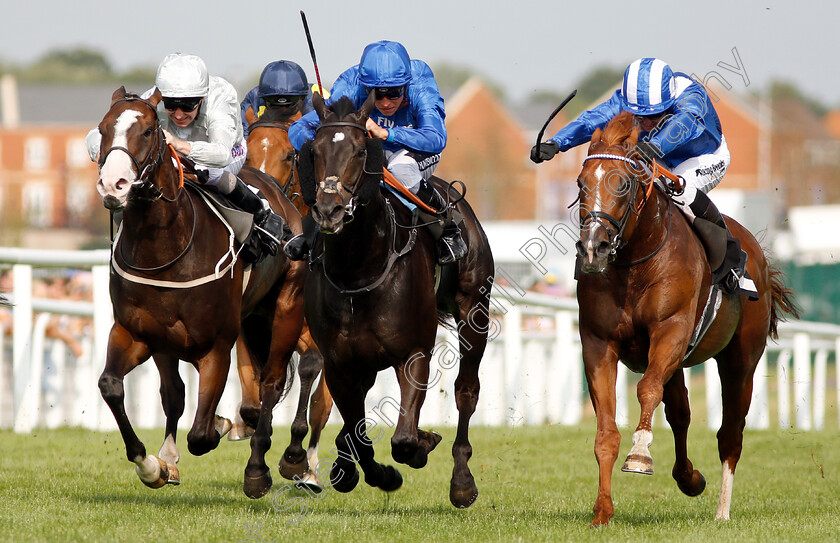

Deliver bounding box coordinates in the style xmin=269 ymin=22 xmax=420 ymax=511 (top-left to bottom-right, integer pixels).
xmin=240 ymin=60 xmax=316 ymax=138
xmin=531 ymin=57 xmax=754 ymax=296
xmin=86 ymin=53 xmax=287 ymax=256
xmin=287 ymin=40 xmax=468 ymax=265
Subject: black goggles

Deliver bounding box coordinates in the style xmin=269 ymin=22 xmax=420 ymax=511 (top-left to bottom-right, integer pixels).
xmin=367 ymin=86 xmax=405 ymax=100
xmin=162 ymin=97 xmax=203 ymax=112
xmin=263 ymin=95 xmax=303 ymax=107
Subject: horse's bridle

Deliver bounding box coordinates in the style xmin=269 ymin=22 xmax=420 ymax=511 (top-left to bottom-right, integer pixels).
xmin=248 ymin=120 xmax=298 ymax=197
xmin=98 ymin=97 xmax=179 ymax=203
xmin=315 ymin=121 xmax=370 ymax=222
xmin=579 ymin=153 xmax=668 ymax=265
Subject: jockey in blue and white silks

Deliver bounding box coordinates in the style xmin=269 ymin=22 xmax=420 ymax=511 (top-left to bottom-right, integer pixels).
xmin=286 ymin=40 xmax=467 ymax=265
xmin=240 ymin=60 xmax=314 ymax=138
xmin=531 ymin=57 xmax=755 ymax=297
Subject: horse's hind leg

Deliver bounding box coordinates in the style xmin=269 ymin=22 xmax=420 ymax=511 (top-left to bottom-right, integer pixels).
xmin=98 ymin=325 xmax=169 ymax=488
xmin=714 ymin=338 xmax=762 ymax=520
xmin=153 ymin=354 xmax=185 ymax=485
xmin=186 ymin=346 xmax=233 ymax=456
xmin=279 ymin=326 xmax=324 ymax=488
xmin=305 ymin=365 xmax=333 ymax=484
xmin=662 ymin=368 xmax=706 ymax=497
xmin=229 ymin=339 xmax=258 ymax=441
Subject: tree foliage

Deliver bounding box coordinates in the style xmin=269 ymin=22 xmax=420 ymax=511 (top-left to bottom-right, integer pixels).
xmin=4 ymin=47 xmax=155 ymax=85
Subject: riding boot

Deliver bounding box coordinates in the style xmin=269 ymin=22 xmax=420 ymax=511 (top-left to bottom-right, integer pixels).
xmin=226 ymin=176 xmax=290 ymax=256
xmin=687 ymin=190 xmax=745 ymax=294
xmin=416 ymin=181 xmax=468 ymax=265
xmin=284 ymin=214 xmax=319 ymax=261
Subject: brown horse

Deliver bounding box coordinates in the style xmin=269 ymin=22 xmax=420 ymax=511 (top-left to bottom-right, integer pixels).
xmin=294 ymin=94 xmax=494 ymax=508
xmin=241 ymin=103 xmax=334 ymax=490
xmin=94 ymin=87 xmax=305 ymax=495
xmin=574 ymin=111 xmax=799 ymax=525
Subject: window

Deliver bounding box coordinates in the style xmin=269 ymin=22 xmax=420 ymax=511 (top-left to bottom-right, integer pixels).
xmin=25 ymin=137 xmax=50 ymax=170
xmin=66 ymin=138 xmax=91 ymax=169
xmin=23 ymin=182 xmax=52 ymax=227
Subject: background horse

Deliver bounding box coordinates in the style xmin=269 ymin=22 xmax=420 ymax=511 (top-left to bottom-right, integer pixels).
xmin=297 ymin=93 xmax=494 ymax=508
xmin=95 ymin=87 xmax=305 ymax=496
xmin=574 ymin=111 xmax=799 ymax=525
xmin=241 ymin=104 xmax=333 ymax=490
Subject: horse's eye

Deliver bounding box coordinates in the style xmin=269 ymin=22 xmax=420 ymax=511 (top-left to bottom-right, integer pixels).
xmin=286 ymin=152 xmax=296 ymax=161
xmin=143 ymin=128 xmax=153 ymax=137
xmin=355 ymin=148 xmax=366 ymax=158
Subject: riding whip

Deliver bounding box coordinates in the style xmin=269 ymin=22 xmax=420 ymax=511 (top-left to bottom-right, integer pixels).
xmin=300 ymin=11 xmax=324 ymax=97
xmin=535 ymin=89 xmax=577 ymax=148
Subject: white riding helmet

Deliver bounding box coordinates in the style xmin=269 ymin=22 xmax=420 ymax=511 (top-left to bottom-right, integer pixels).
xmin=155 ymin=53 xmax=209 ymax=98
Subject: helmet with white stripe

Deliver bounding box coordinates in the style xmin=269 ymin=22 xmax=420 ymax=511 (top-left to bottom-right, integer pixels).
xmin=621 ymin=58 xmax=676 ymax=115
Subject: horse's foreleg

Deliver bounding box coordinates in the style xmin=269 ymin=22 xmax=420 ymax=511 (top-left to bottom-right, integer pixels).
xmin=713 ymin=343 xmax=761 ymax=520
xmin=326 ymin=368 xmax=402 ymax=494
xmin=662 ymin=368 xmax=705 ymax=497
xmin=228 ymin=339 xmax=258 ymax=441
xmin=243 ymin=286 xmax=303 ymax=499
xmin=186 ymin=346 xmax=232 ymax=457
xmin=392 ymin=349 xmax=441 ymax=469
xmin=279 ymin=328 xmax=323 ymax=485
xmin=583 ymin=338 xmax=621 ymax=526
xmin=98 ymin=325 xmax=164 ymax=487
xmin=153 ymin=354 xmax=185 ymax=485
xmin=625 ymin=324 xmax=690 ymax=475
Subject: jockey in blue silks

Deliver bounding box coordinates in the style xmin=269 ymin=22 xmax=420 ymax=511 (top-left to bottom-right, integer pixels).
xmin=531 ymin=57 xmax=754 ymax=297
xmin=286 ymin=40 xmax=467 ymax=265
xmin=240 ymin=60 xmax=314 ymax=137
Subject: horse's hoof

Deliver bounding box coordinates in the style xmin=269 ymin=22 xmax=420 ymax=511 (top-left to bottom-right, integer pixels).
xmin=214 ymin=415 xmax=233 ymax=438
xmin=136 ymin=456 xmax=169 ymax=489
xmin=227 ymin=421 xmax=255 ymax=441
xmin=330 ymin=463 xmax=359 ymax=493
xmin=379 ymin=465 xmax=403 ymax=492
xmin=243 ymin=471 xmax=272 ymax=499
xmin=450 ymin=482 xmax=478 ymax=508
xmin=166 ymin=463 xmax=180 ymax=485
xmin=675 ymin=469 xmax=706 ymax=496
xmin=279 ymin=455 xmax=309 ymax=481
xmin=293 ymin=470 xmax=323 ymax=494
xmin=621 ymin=454 xmax=654 ymax=475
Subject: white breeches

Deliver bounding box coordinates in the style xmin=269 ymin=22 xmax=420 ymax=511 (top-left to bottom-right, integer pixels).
xmin=202 ymin=141 xmax=248 ymax=190
xmin=672 ymin=136 xmax=730 ymax=206
xmin=384 ymin=149 xmax=440 ymax=194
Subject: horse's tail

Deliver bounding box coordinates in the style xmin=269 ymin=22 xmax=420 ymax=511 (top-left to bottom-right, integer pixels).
xmin=240 ymin=314 xmax=296 ymax=398
xmin=767 ymin=263 xmax=801 ymax=340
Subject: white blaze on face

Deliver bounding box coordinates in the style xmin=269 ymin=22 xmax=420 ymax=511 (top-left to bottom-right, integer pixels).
xmin=258 ymin=137 xmax=271 ymax=172
xmin=332 ymin=132 xmax=345 ymax=143
xmin=98 ymin=109 xmax=143 ymax=201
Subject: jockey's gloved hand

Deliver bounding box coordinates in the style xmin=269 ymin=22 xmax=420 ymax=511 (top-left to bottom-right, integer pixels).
xmin=530 ymin=141 xmax=560 ymax=164
xmin=634 ymin=140 xmax=662 ymax=163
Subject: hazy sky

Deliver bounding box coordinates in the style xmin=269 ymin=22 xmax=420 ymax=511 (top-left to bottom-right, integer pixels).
xmin=3 ymin=1 xmax=838 ymax=107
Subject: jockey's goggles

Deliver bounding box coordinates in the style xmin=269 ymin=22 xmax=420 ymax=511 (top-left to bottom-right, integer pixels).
xmin=162 ymin=97 xmax=203 ymax=112
xmin=367 ymin=86 xmax=405 ymax=100
xmin=263 ymin=95 xmax=303 ymax=107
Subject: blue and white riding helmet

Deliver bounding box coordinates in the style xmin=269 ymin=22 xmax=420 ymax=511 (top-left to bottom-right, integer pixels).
xmin=358 ymin=40 xmax=412 ymax=89
xmin=258 ymin=60 xmax=310 ymax=102
xmin=621 ymin=58 xmax=677 ymax=116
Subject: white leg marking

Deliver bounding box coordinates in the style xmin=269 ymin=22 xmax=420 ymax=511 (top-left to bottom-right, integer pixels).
xmin=158 ymin=434 xmax=180 ymax=466
xmin=715 ymin=460 xmax=734 ymax=520
xmin=133 ymin=454 xmax=161 ymax=482
xmin=628 ymin=429 xmax=653 ymax=457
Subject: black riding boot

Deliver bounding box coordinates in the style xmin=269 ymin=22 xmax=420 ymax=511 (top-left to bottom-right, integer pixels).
xmin=687 ymin=190 xmax=744 ymax=294
xmin=284 ymin=214 xmax=318 ymax=261
xmin=416 ymin=181 xmax=468 ymax=265
xmin=226 ymin=176 xmax=290 ymax=256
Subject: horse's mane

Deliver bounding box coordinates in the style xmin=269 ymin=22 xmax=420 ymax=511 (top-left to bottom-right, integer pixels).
xmin=329 ymin=96 xmax=358 ymax=121
xmin=600 ymin=111 xmax=639 ymax=148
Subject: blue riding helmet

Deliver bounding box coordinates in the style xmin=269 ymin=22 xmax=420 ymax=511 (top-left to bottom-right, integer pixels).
xmin=621 ymin=58 xmax=677 ymax=115
xmin=258 ymin=60 xmax=310 ymax=98
xmin=358 ymin=40 xmax=412 ymax=88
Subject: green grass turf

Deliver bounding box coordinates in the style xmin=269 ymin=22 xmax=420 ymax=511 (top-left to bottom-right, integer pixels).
xmin=1 ymin=422 xmax=838 ymax=543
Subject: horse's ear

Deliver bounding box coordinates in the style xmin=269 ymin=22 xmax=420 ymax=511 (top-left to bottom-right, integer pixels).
xmin=110 ymin=86 xmax=127 ymax=105
xmin=312 ymin=92 xmax=329 ymax=121
xmin=245 ymin=107 xmax=258 ymax=126
xmin=627 ymin=124 xmax=639 ymax=147
xmin=359 ymin=90 xmax=376 ymax=119
xmin=590 ymin=128 xmax=602 ymax=144
xmin=147 ymin=88 xmax=163 ymax=108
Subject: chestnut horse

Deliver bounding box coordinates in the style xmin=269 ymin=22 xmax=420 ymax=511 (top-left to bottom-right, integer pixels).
xmin=292 ymin=94 xmax=494 ymax=508
xmin=94 ymin=87 xmax=305 ymax=496
xmin=574 ymin=111 xmax=799 ymax=525
xmin=242 ymin=104 xmax=334 ymax=490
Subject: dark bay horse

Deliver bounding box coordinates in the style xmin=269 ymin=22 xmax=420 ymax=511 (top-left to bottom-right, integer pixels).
xmin=574 ymin=111 xmax=799 ymax=525
xmin=242 ymin=104 xmax=334 ymax=490
xmin=95 ymin=87 xmax=305 ymax=495
xmin=294 ymin=93 xmax=494 ymax=507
